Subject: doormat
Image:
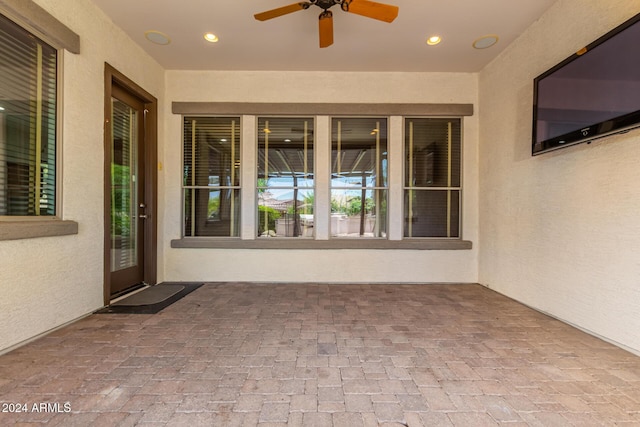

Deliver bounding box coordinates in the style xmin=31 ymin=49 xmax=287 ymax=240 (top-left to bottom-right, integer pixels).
xmin=96 ymin=282 xmax=203 ymax=314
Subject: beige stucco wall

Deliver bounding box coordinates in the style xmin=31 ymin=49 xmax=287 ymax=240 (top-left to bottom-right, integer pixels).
xmin=4 ymin=0 xmax=637 ymax=357
xmin=478 ymin=0 xmax=640 ymax=354
xmin=162 ymin=71 xmax=480 ymax=284
xmin=0 ymin=0 xmax=164 ymax=352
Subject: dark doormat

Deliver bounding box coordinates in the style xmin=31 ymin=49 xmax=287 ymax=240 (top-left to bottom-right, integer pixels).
xmin=96 ymin=282 xmax=203 ymax=314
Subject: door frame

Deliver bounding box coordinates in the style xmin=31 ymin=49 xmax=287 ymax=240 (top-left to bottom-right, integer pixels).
xmin=103 ymin=63 xmax=158 ymax=305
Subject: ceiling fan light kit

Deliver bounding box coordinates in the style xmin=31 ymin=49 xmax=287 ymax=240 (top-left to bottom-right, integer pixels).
xmin=254 ymin=0 xmax=399 ymax=48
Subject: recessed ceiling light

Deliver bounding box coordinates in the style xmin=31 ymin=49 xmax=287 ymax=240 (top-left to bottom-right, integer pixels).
xmin=144 ymin=30 xmax=171 ymax=45
xmin=473 ymin=34 xmax=499 ymax=49
xmin=426 ymin=35 xmax=441 ymax=46
xmin=204 ymin=33 xmax=219 ymax=43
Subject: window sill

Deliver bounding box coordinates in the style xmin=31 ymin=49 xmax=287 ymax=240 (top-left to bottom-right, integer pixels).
xmin=0 ymin=220 xmax=79 ymax=241
xmin=171 ymin=237 xmax=472 ymax=250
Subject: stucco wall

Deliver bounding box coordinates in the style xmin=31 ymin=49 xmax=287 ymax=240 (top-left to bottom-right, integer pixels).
xmin=0 ymin=0 xmax=164 ymax=352
xmin=163 ymin=71 xmax=480 ymax=284
xmin=12 ymin=0 xmax=638 ymax=357
xmin=478 ymin=0 xmax=640 ymax=354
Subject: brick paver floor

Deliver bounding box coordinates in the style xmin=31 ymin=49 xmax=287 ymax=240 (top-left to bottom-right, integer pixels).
xmin=1 ymin=283 xmax=639 ymax=426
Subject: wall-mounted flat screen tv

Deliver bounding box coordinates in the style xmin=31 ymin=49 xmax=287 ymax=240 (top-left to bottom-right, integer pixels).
xmin=532 ymin=12 xmax=640 ymax=155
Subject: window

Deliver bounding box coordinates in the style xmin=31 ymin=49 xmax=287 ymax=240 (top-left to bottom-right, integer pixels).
xmin=183 ymin=117 xmax=240 ymax=237
xmin=404 ymin=118 xmax=461 ymax=238
xmin=257 ymin=117 xmax=314 ymax=238
xmin=0 ymin=13 xmax=57 ymax=217
xmin=174 ymin=102 xmax=472 ymax=249
xmin=331 ymin=118 xmax=388 ymax=238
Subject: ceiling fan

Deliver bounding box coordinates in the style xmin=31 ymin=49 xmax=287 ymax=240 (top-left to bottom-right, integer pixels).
xmin=254 ymin=0 xmax=399 ymax=48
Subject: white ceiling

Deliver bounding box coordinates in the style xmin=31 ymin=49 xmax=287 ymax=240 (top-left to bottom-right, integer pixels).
xmin=91 ymin=0 xmax=558 ymax=72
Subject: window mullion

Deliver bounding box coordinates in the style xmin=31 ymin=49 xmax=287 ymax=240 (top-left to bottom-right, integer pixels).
xmin=241 ymin=115 xmax=256 ymax=240
xmin=387 ymin=116 xmax=404 ymax=240
xmin=314 ymin=116 xmax=330 ymax=240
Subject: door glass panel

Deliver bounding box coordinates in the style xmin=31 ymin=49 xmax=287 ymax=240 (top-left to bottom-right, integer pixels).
xmin=110 ymin=98 xmax=138 ymax=272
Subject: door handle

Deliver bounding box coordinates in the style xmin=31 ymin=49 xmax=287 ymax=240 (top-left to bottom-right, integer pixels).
xmin=139 ymin=203 xmax=147 ymax=219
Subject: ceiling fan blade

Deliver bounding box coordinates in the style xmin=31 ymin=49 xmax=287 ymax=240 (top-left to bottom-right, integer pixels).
xmin=254 ymin=2 xmax=310 ymax=21
xmin=318 ymin=11 xmax=334 ymax=48
xmin=346 ymin=0 xmax=398 ymax=23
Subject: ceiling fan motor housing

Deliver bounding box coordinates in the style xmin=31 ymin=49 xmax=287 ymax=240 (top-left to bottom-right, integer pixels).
xmin=310 ymin=0 xmax=344 ymax=10
xmin=254 ymin=0 xmax=397 ymax=48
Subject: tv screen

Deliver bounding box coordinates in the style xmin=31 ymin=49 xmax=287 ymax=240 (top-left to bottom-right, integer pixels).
xmin=532 ymin=12 xmax=640 ymax=155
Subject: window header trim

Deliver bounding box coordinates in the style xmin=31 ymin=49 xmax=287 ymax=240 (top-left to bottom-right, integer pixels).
xmin=173 ymin=102 xmax=473 ymax=117
xmin=0 ymin=0 xmax=80 ymax=53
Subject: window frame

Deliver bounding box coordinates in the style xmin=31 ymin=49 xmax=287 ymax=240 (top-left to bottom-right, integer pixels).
xmin=0 ymin=3 xmax=79 ymax=240
xmin=181 ymin=115 xmax=242 ymax=238
xmin=256 ymin=115 xmax=316 ymax=239
xmin=0 ymin=13 xmax=59 ymax=219
xmin=403 ymin=116 xmax=464 ymax=240
xmin=329 ymin=116 xmax=389 ymax=239
xmin=172 ymin=102 xmax=473 ymax=250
